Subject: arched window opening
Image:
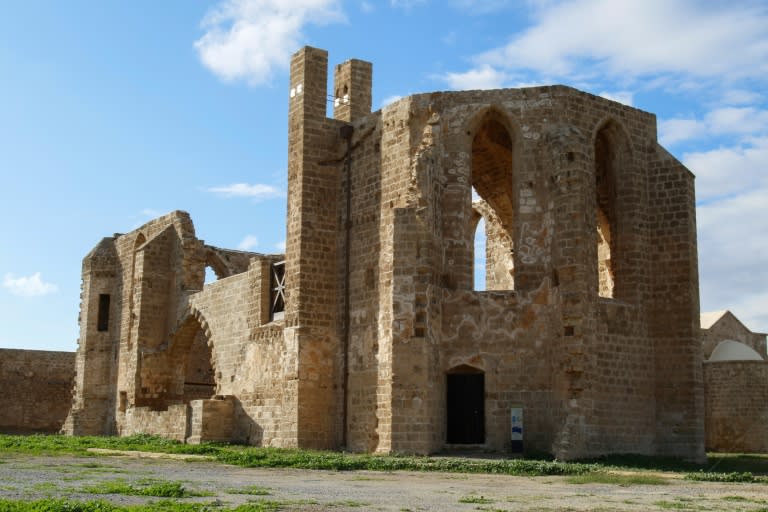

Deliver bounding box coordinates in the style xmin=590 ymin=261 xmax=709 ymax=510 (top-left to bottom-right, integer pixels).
xmin=204 ymin=266 xmax=218 ymax=285
xmin=471 ymin=112 xmax=515 ymax=291
xmin=446 ymin=365 xmax=485 ymax=444
xmin=204 ymin=250 xmax=231 ymax=285
xmin=595 ymin=121 xmax=625 ymax=298
xmin=127 ymin=233 xmax=146 ymax=350
xmin=473 ymin=214 xmax=487 ymax=291
xmin=182 ymin=326 xmax=215 ymax=402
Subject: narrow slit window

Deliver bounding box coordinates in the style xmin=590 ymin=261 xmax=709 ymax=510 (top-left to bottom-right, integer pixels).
xmin=270 ymin=261 xmax=286 ymax=321
xmin=97 ymin=294 xmax=110 ymax=332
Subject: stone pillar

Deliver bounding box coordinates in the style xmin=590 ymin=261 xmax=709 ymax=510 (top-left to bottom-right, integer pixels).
xmin=284 ymin=46 xmax=343 ymax=449
xmin=333 ymin=59 xmax=372 ymax=122
xmin=63 ymin=237 xmax=120 ymax=435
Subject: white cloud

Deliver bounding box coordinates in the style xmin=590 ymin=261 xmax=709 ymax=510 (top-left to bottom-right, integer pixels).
xmin=194 ymin=0 xmax=345 ymax=86
xmin=443 ymin=65 xmax=508 ymax=90
xmin=360 ymin=1 xmax=374 ymax=12
xmin=3 ymin=273 xmax=58 ymax=297
xmin=598 ymin=90 xmax=633 ymax=106
xmin=207 ymin=183 xmax=285 ymax=200
xmin=275 ymin=240 xmax=286 ymax=252
xmin=659 ymin=106 xmax=768 ymax=147
xmin=721 ymin=89 xmax=763 ymax=106
xmin=697 ymin=183 xmax=768 ymax=332
xmin=659 ymin=118 xmax=707 ymax=146
xmin=706 ymin=107 xmax=768 ymax=136
xmin=237 ymin=234 xmax=259 ymax=251
xmin=471 ymin=0 xmax=768 ymax=82
xmin=684 ymin=137 xmax=768 ymax=202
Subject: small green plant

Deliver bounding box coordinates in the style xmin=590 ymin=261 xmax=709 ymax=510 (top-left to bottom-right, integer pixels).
xmin=458 ymin=494 xmax=495 ymax=504
xmin=81 ymin=479 xmax=209 ymax=498
xmin=566 ymin=472 xmax=668 ymax=486
xmin=0 ymin=498 xmax=281 ymax=511
xmin=685 ymin=471 xmax=767 ymax=483
xmin=653 ymin=500 xmax=695 ymax=510
xmin=226 ymin=485 xmax=271 ymax=496
xmin=327 ymin=500 xmax=368 ymax=507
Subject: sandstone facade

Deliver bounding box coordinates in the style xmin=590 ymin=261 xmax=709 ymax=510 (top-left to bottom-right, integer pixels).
xmin=0 ymin=349 xmax=75 ymax=433
xmin=61 ymin=46 xmax=706 ymax=461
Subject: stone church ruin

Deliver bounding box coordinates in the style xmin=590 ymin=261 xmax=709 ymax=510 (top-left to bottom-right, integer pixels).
xmin=51 ymin=46 xmax=714 ymax=460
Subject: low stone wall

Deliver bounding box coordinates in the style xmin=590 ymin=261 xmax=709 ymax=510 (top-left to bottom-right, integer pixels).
xmin=704 ymin=360 xmax=768 ymax=453
xmin=122 ymin=404 xmax=189 ymax=442
xmin=0 ymin=349 xmax=75 ymax=433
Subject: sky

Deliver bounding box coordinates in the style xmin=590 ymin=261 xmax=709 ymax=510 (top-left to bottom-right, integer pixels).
xmin=1 ymin=0 xmax=766 ymax=352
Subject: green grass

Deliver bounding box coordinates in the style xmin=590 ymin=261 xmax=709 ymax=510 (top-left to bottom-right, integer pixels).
xmin=80 ymin=479 xmax=210 ymax=498
xmin=0 ymin=498 xmax=283 ymax=511
xmin=458 ymin=495 xmax=495 ymax=504
xmin=3 ymin=433 xmax=768 ymax=483
xmin=685 ymin=471 xmax=768 ymax=483
xmin=653 ymin=499 xmax=698 ymax=510
xmin=225 ymin=485 xmax=271 ymax=496
xmin=566 ymin=472 xmax=669 ymax=486
xmin=0 ymin=434 xmax=597 ymax=477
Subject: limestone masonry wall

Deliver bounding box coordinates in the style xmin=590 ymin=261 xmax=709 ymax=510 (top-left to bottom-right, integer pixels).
xmin=0 ymin=349 xmax=75 ymax=433
xmin=704 ymin=361 xmax=768 ymax=453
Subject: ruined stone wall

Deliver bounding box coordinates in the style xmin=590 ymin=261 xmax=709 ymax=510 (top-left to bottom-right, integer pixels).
xmin=284 ymin=47 xmax=348 ymax=449
xmin=371 ymin=86 xmax=701 ymax=459
xmin=701 ymin=314 xmax=767 ymax=360
xmin=112 ymin=212 xmax=204 ymax=428
xmin=122 ymin=404 xmax=188 ymax=442
xmin=439 ymin=290 xmax=559 ymax=453
xmin=340 ymin=110 xmax=387 ymax=452
xmin=189 ymin=257 xmax=287 ymax=446
xmin=648 ymin=149 xmax=704 ymax=460
xmin=704 ymin=361 xmax=768 ymax=453
xmin=0 ymin=349 xmax=75 ymax=433
xmin=64 ymin=237 xmax=121 ymax=436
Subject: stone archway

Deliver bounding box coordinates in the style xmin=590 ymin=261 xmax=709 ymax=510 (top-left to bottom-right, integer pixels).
xmin=166 ymin=308 xmax=217 ymax=405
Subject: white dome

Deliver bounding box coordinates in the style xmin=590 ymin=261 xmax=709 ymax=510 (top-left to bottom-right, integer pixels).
xmin=709 ymin=340 xmax=764 ymax=362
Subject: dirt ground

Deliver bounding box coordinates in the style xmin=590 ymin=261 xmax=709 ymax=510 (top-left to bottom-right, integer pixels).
xmin=0 ymin=452 xmax=767 ymax=511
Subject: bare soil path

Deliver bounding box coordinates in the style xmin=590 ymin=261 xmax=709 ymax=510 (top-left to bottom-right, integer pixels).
xmin=0 ymin=453 xmax=767 ymax=511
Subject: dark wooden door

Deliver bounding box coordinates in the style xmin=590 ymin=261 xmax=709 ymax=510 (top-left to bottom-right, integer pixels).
xmin=446 ymin=373 xmax=485 ymax=444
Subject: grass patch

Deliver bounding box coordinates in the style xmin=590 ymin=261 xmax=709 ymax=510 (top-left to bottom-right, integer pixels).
xmin=326 ymin=500 xmax=368 ymax=507
xmin=4 ymin=433 xmax=768 ymax=483
xmin=0 ymin=498 xmax=282 ymax=511
xmin=214 ymin=447 xmax=597 ymax=476
xmin=0 ymin=434 xmax=598 ymax=477
xmin=458 ymin=495 xmax=495 ymax=504
xmin=31 ymin=482 xmax=59 ymax=492
xmin=566 ymin=472 xmax=668 ymax=486
xmin=653 ymin=499 xmax=697 ymax=510
xmin=685 ymin=471 xmax=768 ymax=483
xmin=81 ymin=479 xmax=210 ymax=498
xmin=226 ymin=485 xmax=271 ymax=496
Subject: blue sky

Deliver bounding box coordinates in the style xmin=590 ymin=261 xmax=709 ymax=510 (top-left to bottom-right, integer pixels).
xmin=1 ymin=0 xmax=767 ymax=351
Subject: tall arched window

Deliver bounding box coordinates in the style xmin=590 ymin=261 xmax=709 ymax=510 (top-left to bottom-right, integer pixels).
xmin=473 ymin=209 xmax=486 ymax=291
xmin=470 ymin=110 xmax=515 ymax=291
xmin=594 ymin=120 xmax=629 ymax=299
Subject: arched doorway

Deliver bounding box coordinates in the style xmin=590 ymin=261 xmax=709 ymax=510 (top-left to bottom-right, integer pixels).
xmin=446 ymin=365 xmax=485 ymax=444
xmin=169 ymin=314 xmax=216 ymax=404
